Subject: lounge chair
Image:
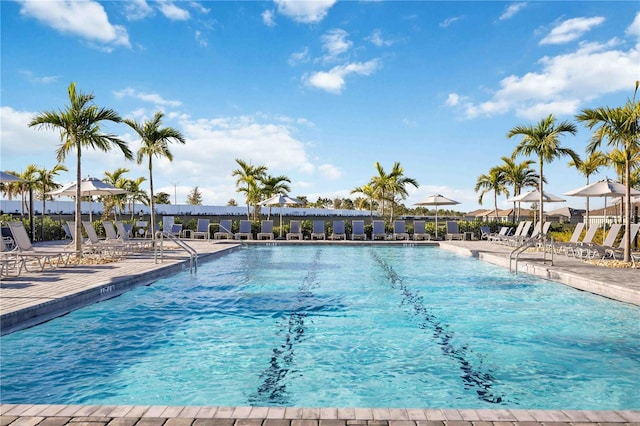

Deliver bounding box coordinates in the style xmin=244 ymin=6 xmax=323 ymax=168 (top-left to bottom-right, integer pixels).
xmin=351 ymin=220 xmax=366 ymax=240
xmin=235 ymin=220 xmax=253 ymax=240
xmin=169 ymin=223 xmax=183 ymax=237
xmin=393 ymin=220 xmax=410 ymax=240
xmin=565 ymin=225 xmax=599 ymax=257
xmin=445 ymin=221 xmax=463 ymax=241
xmin=115 ymin=221 xmax=153 ymax=249
xmin=331 ymin=220 xmax=346 ymax=240
xmin=412 ymin=220 xmax=430 ymax=241
xmin=311 ymin=220 xmax=326 ymax=240
xmin=553 ymin=223 xmax=585 ymax=255
xmin=502 ymin=221 xmax=532 ymax=245
xmin=603 ymin=224 xmax=640 ymax=260
xmin=479 ymin=226 xmax=491 ymax=240
xmin=214 ymin=220 xmax=234 ymax=240
xmin=103 ymin=221 xmax=146 ymax=252
xmin=487 ymin=226 xmax=511 ymax=242
xmin=0 ymin=235 xmax=26 ymax=276
xmin=162 ymin=216 xmax=175 ymax=233
xmin=257 ymin=220 xmax=274 ymax=240
xmin=82 ymin=221 xmax=129 ymax=256
xmin=7 ymin=221 xmax=71 ymax=270
xmin=62 ymin=222 xmax=72 ymax=240
xmin=193 ymin=219 xmax=210 ymax=240
xmin=286 ymin=220 xmax=303 ymax=240
xmin=372 ymin=220 xmax=386 ymax=240
xmin=135 ymin=220 xmax=149 ymax=238
xmin=575 ymin=223 xmax=623 ymax=259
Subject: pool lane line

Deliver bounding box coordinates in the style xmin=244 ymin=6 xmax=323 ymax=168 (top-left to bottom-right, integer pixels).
xmin=369 ymin=250 xmax=508 ymax=405
xmin=248 ymin=248 xmax=322 ymax=406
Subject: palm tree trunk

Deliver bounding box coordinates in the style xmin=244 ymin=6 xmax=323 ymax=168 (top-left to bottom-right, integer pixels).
xmin=148 ymin=156 xmax=155 ymax=241
xmin=75 ymin=143 xmax=82 ymax=255
xmin=539 ymin=158 xmax=544 ymax=226
xmin=624 ymin=159 xmax=631 ymax=262
xmin=494 ymin=193 xmax=499 ymax=221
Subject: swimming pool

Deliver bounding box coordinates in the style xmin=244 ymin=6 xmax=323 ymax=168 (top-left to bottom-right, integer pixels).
xmin=1 ymin=245 xmax=638 ymax=409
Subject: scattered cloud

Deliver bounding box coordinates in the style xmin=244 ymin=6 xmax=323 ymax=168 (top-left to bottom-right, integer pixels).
xmin=19 ymin=70 xmax=58 ymax=84
xmin=17 ymin=0 xmax=130 ymax=49
xmin=366 ymin=30 xmax=394 ymax=47
xmin=158 ymin=1 xmax=190 ymax=21
xmin=318 ymin=164 xmax=342 ymax=180
xmin=447 ymin=39 xmax=639 ymax=120
xmin=625 ymin=12 xmax=640 ymax=37
xmin=274 ymin=0 xmax=336 ymax=24
xmin=499 ymin=2 xmax=527 ymax=21
xmin=321 ymin=29 xmax=352 ymax=62
xmin=123 ymin=0 xmax=153 ymax=21
xmin=440 ymin=16 xmax=462 ymax=28
xmin=195 ymin=30 xmax=207 ymax=47
xmin=540 ymin=16 xmax=605 ymax=45
xmin=288 ymin=47 xmax=310 ymax=66
xmin=114 ymin=88 xmax=182 ymax=107
xmin=262 ymin=9 xmax=276 ymax=27
xmin=304 ymin=59 xmax=380 ymax=94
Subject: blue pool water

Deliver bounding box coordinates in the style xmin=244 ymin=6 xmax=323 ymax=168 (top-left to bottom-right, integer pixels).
xmin=1 ymin=245 xmax=639 ymax=409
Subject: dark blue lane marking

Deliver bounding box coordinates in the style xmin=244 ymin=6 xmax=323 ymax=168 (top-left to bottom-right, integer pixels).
xmin=370 ymin=250 xmax=508 ymax=405
xmin=248 ymin=249 xmax=321 ymax=405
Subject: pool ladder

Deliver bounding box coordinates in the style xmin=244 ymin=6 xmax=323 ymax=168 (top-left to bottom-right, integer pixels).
xmin=155 ymin=231 xmax=198 ymax=273
xmin=509 ymin=234 xmax=553 ymax=274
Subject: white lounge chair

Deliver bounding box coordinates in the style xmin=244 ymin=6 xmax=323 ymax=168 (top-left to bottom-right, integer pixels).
xmin=286 ymin=220 xmax=303 ymax=240
xmin=576 ymin=224 xmax=623 ymax=259
xmin=235 ymin=220 xmax=253 ymax=240
xmin=214 ymin=220 xmax=234 ymax=240
xmin=603 ymin=224 xmax=640 ymax=260
xmin=257 ymin=220 xmax=274 ymax=240
xmin=331 ymin=220 xmax=346 ymax=240
xmin=311 ymin=220 xmax=325 ymax=240
xmin=351 ymin=220 xmax=366 ymax=240
xmin=393 ymin=220 xmax=410 ymax=240
xmin=82 ymin=221 xmax=129 ymax=256
xmin=553 ymin=223 xmax=585 ymax=255
xmin=372 ymin=220 xmax=386 ymax=240
xmin=565 ymin=225 xmax=599 ymax=257
xmin=7 ymin=221 xmax=71 ymax=270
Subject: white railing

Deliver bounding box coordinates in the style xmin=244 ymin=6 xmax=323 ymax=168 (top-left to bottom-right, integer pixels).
xmin=154 ymin=231 xmax=198 ymax=273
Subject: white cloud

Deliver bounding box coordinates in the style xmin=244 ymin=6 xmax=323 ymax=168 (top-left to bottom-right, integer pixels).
xmin=540 ymin=16 xmax=605 ymax=45
xmin=366 ymin=30 xmax=394 ymax=47
xmin=114 ymin=88 xmax=182 ymax=107
xmin=17 ymin=0 xmax=130 ymax=48
xmin=626 ymin=12 xmax=640 ymax=37
xmin=158 ymin=1 xmax=190 ymax=21
xmin=274 ymin=0 xmax=336 ymax=24
xmin=262 ymin=9 xmax=276 ymax=27
xmin=123 ymin=0 xmax=153 ymax=21
xmin=288 ymin=47 xmax=310 ymax=66
xmin=440 ymin=16 xmax=462 ymax=28
xmin=448 ymin=39 xmax=639 ymax=120
xmin=321 ymin=29 xmax=352 ymax=62
xmin=499 ymin=2 xmax=527 ymax=21
xmin=19 ymin=70 xmax=58 ymax=84
xmin=304 ymin=59 xmax=380 ymax=94
xmin=318 ymin=164 xmax=342 ymax=180
xmin=195 ymin=30 xmax=207 ymax=47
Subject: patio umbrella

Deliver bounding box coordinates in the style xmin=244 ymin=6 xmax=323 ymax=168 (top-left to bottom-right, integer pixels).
xmin=506 ymin=189 xmax=565 ymax=223
xmin=48 ymin=177 xmax=128 ymax=222
xmin=415 ymin=194 xmax=460 ymax=239
xmin=0 ymin=171 xmax=23 ymax=182
xmin=261 ymin=194 xmax=302 ymax=238
xmin=565 ymin=178 xmax=640 ymax=243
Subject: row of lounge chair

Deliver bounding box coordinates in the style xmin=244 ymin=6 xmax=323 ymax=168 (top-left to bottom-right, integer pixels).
xmin=211 ymin=219 xmax=435 ymax=241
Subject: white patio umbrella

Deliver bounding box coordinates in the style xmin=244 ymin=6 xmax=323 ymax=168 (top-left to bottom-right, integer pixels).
xmin=415 ymin=194 xmax=460 ymax=239
xmin=506 ymin=189 xmax=565 ymax=223
xmin=565 ymin=178 xmax=640 ymax=244
xmin=261 ymin=194 xmax=302 ymax=238
xmin=48 ymin=177 xmax=128 ymax=222
xmin=0 ymin=171 xmax=23 ymax=182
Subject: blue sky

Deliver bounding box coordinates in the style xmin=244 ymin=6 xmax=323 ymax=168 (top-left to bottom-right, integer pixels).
xmin=1 ymin=0 xmax=639 ymax=213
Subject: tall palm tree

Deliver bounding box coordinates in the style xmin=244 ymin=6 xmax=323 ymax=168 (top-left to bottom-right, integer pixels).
xmin=124 ymin=111 xmax=186 ymax=241
xmin=125 ymin=176 xmax=149 ymax=220
xmin=36 ymin=163 xmax=68 ymax=240
xmin=261 ymin=174 xmax=291 ymax=219
xmin=0 ymin=170 xmax=23 ymax=202
xmin=232 ymin=159 xmax=267 ymax=219
xmin=499 ymin=156 xmax=539 ymax=222
xmin=475 ymin=166 xmax=509 ymax=221
xmin=351 ymin=184 xmax=377 ymax=218
xmin=576 ymin=82 xmax=640 ymax=262
xmin=29 ymin=82 xmax=133 ymax=254
xmin=387 ymin=162 xmax=418 ymax=223
xmin=369 ymin=162 xmax=392 ymax=218
xmin=507 ymin=114 xmax=580 ymax=227
xmin=569 ymin=150 xmax=608 ymax=230
xmin=102 ymin=167 xmax=131 ymax=220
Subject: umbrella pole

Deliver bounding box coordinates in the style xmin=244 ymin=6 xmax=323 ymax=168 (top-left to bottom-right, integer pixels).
xmin=279 ymin=207 xmax=283 ymax=238
xmin=435 ymin=206 xmax=439 ymax=239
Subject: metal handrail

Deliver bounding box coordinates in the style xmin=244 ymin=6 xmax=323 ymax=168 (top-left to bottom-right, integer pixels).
xmin=509 ymin=233 xmax=553 ymax=274
xmin=154 ymin=231 xmax=198 ymax=273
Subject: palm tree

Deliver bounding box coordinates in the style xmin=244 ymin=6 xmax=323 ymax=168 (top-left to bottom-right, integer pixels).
xmin=0 ymin=170 xmax=23 ymax=202
xmin=351 ymin=184 xmax=377 ymax=218
xmin=232 ymin=159 xmax=267 ymax=219
xmin=125 ymin=177 xmax=149 ymax=220
xmin=568 ymin=151 xmax=608 ymax=230
xmin=261 ymin=174 xmax=291 ymax=219
xmin=576 ymin=82 xmax=640 ymax=262
xmin=386 ymin=162 xmax=418 ymax=223
xmin=102 ymin=167 xmax=130 ymax=220
xmin=369 ymin=162 xmax=393 ymax=218
xmin=499 ymin=156 xmax=539 ymax=222
xmin=507 ymin=114 xmax=580 ymax=227
xmin=475 ymin=166 xmax=509 ymax=220
xmin=124 ymin=111 xmax=186 ymax=241
xmin=29 ymin=82 xmax=133 ymax=254
xmin=36 ymin=163 xmax=68 ymax=240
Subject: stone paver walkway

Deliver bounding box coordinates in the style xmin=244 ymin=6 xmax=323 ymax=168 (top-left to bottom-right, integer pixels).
xmin=1 ymin=238 xmax=639 ymax=425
